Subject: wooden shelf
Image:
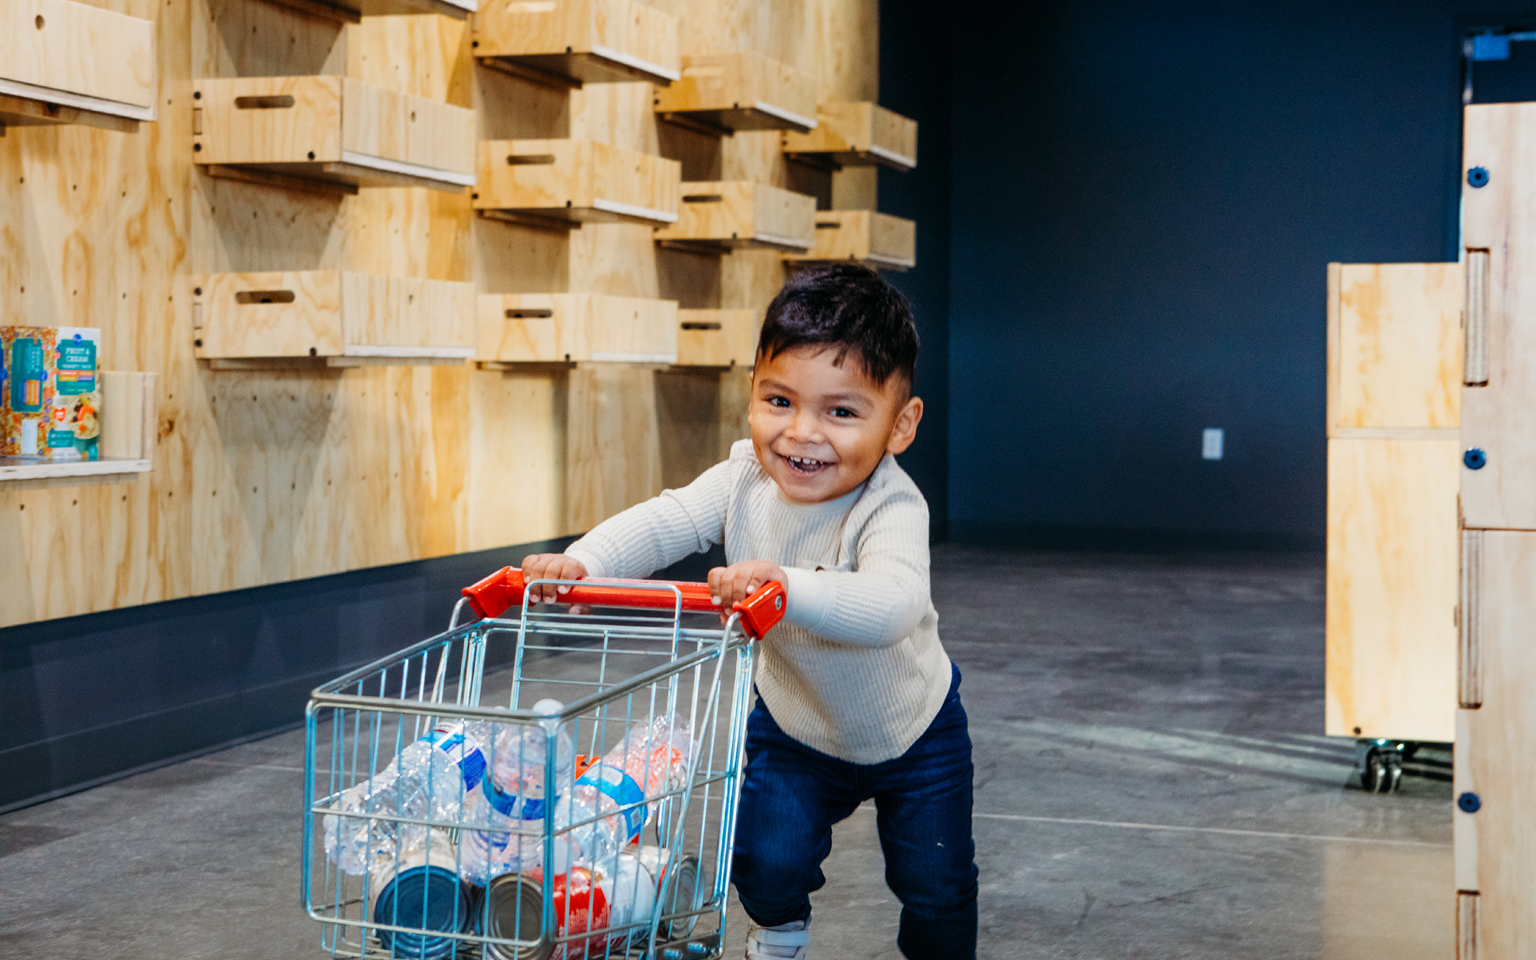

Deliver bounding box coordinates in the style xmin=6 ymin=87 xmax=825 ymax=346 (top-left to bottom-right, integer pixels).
xmin=786 ymin=210 xmax=916 ymax=272
xmin=472 ymin=0 xmax=679 ymax=88
xmin=256 ymin=0 xmax=474 ymax=26
xmin=193 ymin=77 xmax=475 ymax=194
xmin=0 ymin=0 xmax=156 ymax=133
xmin=782 ymin=102 xmax=917 ymax=171
xmin=477 ymin=293 xmax=677 ymax=364
xmin=1 ymin=369 xmax=158 ymax=488
xmin=654 ymin=53 xmax=816 ymax=135
xmin=473 ymin=138 xmax=679 ymax=227
xmin=654 ymin=181 xmax=815 ymax=253
xmin=193 ymin=272 xmax=476 ymax=365
xmin=675 ymin=309 xmax=758 ymax=368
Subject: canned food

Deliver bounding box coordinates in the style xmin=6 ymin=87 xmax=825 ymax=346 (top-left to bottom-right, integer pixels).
xmin=369 ymin=833 xmax=472 ymax=959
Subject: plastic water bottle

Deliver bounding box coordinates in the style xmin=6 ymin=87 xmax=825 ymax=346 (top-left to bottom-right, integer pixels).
xmin=323 ymin=719 xmax=491 ymax=875
xmin=571 ymin=715 xmax=696 ymax=851
xmin=460 ymin=700 xmax=574 ymax=884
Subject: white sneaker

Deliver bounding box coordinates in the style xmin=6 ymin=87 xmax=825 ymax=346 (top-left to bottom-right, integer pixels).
xmin=745 ymin=918 xmax=811 ymax=959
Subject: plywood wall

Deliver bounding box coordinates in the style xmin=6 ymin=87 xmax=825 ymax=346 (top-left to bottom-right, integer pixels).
xmin=0 ymin=0 xmax=880 ymax=627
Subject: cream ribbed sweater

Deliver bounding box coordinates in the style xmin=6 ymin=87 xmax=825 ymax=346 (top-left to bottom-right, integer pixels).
xmin=564 ymin=439 xmax=952 ymax=764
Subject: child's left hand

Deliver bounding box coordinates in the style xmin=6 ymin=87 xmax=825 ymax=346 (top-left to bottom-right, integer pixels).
xmin=708 ymin=561 xmax=787 ymax=624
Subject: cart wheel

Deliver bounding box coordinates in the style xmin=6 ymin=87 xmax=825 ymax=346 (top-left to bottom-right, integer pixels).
xmin=1356 ymin=739 xmax=1405 ymax=794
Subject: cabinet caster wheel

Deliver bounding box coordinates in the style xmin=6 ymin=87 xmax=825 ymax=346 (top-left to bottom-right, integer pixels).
xmin=1356 ymin=738 xmax=1406 ymax=794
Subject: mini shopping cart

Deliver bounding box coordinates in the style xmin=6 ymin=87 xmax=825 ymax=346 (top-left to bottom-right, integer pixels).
xmin=302 ymin=567 xmax=786 ymax=960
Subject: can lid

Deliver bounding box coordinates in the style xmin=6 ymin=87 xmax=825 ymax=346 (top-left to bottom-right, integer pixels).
xmin=484 ymin=874 xmax=553 ymax=960
xmin=373 ymin=865 xmax=470 ymax=960
xmin=658 ymin=855 xmax=703 ymax=941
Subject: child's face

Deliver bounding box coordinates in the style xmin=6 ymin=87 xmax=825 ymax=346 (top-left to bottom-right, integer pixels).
xmin=748 ymin=345 xmax=923 ymax=504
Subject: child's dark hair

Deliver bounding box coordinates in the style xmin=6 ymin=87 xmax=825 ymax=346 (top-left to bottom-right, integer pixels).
xmin=756 ymin=264 xmax=919 ymax=390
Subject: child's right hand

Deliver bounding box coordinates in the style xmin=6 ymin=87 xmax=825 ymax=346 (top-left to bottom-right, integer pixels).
xmin=520 ymin=554 xmax=588 ymax=603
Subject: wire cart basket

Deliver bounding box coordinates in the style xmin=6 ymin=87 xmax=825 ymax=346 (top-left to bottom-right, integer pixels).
xmin=302 ymin=567 xmax=787 ymax=960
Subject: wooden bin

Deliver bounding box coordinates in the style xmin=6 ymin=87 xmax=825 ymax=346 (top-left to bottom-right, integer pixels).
xmin=193 ymin=272 xmax=476 ymax=366
xmin=1324 ymin=261 xmax=1462 ymax=744
xmin=258 ymin=0 xmax=474 ymax=25
xmin=477 ymin=294 xmax=678 ymax=365
xmin=193 ymin=77 xmax=476 ymax=194
xmin=787 ymin=210 xmax=916 ymax=271
xmin=675 ymin=309 xmax=758 ymax=368
xmin=653 ymin=53 xmax=816 ymax=134
xmin=655 ymin=181 xmax=815 ymax=253
xmin=0 ymin=0 xmax=156 ymax=131
xmin=472 ymin=0 xmax=679 ymax=87
xmin=474 ymin=139 xmax=680 ymax=227
xmin=0 ymin=371 xmax=158 ymax=486
xmin=782 ymin=102 xmax=917 ymax=171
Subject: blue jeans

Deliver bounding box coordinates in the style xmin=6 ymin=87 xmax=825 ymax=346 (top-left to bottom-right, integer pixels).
xmin=731 ymin=664 xmax=978 ymax=960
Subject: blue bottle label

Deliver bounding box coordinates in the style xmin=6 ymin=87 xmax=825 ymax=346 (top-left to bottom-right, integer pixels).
xmin=424 ymin=726 xmax=487 ymax=791
xmin=576 ymin=763 xmax=647 ymax=843
xmin=482 ymin=777 xmax=548 ymax=821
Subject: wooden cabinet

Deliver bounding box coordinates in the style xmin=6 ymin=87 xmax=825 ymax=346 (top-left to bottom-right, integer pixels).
xmin=474 ymin=138 xmax=679 ymax=227
xmin=0 ymin=0 xmax=155 ymax=131
xmin=193 ymin=272 xmax=476 ymax=366
xmin=782 ymin=102 xmax=916 ymax=170
xmin=653 ymin=53 xmax=815 ymax=134
xmin=472 ymin=0 xmax=679 ymax=87
xmin=787 ymin=210 xmax=915 ymax=271
xmin=477 ymin=294 xmax=678 ymax=365
xmin=675 ymin=309 xmax=758 ymax=368
xmin=1324 ymin=262 xmax=1462 ymax=745
xmin=193 ymin=77 xmax=476 ymax=194
xmin=654 ymin=181 xmax=815 ymax=253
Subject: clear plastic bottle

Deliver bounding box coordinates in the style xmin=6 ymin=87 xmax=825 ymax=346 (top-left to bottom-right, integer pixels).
xmin=322 ymin=719 xmax=492 ymax=875
xmin=460 ymin=700 xmax=575 ymax=884
xmin=571 ymin=714 xmax=695 ymax=851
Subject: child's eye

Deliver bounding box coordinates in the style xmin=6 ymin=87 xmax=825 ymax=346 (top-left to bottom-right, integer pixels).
xmin=831 ymin=407 xmax=857 ymax=418
xmin=767 ymin=396 xmax=790 ymax=408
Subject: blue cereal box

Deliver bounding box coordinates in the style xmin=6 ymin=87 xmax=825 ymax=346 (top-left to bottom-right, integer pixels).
xmin=1 ymin=327 xmax=102 ymax=460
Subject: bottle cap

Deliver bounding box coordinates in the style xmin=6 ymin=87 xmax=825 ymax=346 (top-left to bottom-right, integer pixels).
xmin=531 ymin=699 xmax=564 ymax=717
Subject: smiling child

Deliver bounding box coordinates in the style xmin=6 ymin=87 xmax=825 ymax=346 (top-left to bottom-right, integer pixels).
xmin=521 ymin=264 xmax=978 ymax=960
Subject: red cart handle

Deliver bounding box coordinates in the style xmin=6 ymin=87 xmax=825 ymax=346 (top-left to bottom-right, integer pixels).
xmin=462 ymin=566 xmax=788 ymax=640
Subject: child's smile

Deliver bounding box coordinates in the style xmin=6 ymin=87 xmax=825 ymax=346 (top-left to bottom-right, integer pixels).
xmin=749 ymin=345 xmax=923 ymax=504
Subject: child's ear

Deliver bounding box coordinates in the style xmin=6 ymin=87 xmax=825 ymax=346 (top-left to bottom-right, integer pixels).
xmin=885 ymin=394 xmax=924 ymax=455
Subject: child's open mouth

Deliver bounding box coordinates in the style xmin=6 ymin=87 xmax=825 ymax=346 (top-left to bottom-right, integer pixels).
xmin=783 ymin=454 xmax=831 ymax=475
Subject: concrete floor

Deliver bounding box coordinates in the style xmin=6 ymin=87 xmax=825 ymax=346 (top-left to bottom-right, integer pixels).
xmin=0 ymin=546 xmax=1453 ymax=959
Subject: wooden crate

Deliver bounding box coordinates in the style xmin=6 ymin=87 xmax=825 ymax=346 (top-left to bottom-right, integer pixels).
xmin=1323 ymin=262 xmax=1462 ymax=744
xmin=192 ymin=272 xmax=476 ymax=365
xmin=0 ymin=371 xmax=157 ymax=488
xmin=192 ymin=76 xmax=476 ymax=194
xmin=674 ymin=309 xmax=759 ymax=368
xmin=655 ymin=181 xmax=815 ymax=253
xmin=653 ymin=52 xmax=816 ymax=134
xmin=473 ymin=138 xmax=680 ymax=227
xmin=782 ymin=102 xmax=917 ymax=171
xmin=472 ymin=0 xmax=679 ymax=87
xmin=787 ymin=210 xmax=916 ymax=271
xmin=257 ymin=0 xmax=474 ymax=25
xmin=0 ymin=0 xmax=155 ymax=131
xmin=477 ymin=294 xmax=678 ymax=365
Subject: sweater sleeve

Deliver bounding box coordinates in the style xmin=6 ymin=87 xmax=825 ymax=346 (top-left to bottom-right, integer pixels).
xmin=563 ymin=459 xmax=732 ymax=579
xmin=779 ymin=484 xmax=931 ymax=647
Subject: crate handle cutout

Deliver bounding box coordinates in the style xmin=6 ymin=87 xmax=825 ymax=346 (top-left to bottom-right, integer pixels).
xmin=681 ymin=322 xmax=722 ymax=330
xmin=815 ymin=221 xmax=839 ymax=229
xmin=505 ymin=309 xmax=554 ymax=319
xmin=682 ymin=194 xmax=725 ymax=204
xmin=507 ymin=154 xmax=556 ymax=165
xmin=234 ymin=95 xmax=297 ymax=110
xmin=235 ymin=290 xmax=297 ymax=305
xmin=1466 ymin=249 xmax=1490 ymax=387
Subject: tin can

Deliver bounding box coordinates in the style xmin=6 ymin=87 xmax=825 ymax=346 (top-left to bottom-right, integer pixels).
xmin=369 ymin=832 xmax=472 ymax=960
xmin=605 ymin=847 xmax=704 ymax=946
xmin=484 ymin=867 xmax=609 ymax=960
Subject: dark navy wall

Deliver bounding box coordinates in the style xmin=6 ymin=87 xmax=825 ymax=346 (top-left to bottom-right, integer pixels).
xmin=945 ymin=0 xmax=1533 ymax=547
xmin=881 ymin=0 xmax=952 ymax=540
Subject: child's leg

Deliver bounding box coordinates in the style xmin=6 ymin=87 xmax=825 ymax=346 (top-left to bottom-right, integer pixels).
xmin=870 ymin=665 xmax=978 ymax=960
xmin=732 ymin=696 xmax=862 ymax=926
